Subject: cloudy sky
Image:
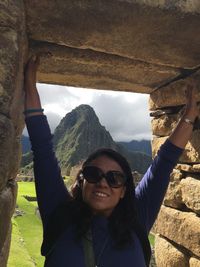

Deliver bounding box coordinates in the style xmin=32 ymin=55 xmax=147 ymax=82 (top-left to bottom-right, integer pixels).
xmin=23 ymin=83 xmax=152 ymax=142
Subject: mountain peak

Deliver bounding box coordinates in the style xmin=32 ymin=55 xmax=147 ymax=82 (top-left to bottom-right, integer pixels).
xmin=53 ymin=104 xmax=117 ymax=174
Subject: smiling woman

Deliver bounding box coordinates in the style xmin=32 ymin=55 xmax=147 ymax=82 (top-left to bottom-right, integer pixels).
xmin=23 ymin=55 xmax=199 ymax=267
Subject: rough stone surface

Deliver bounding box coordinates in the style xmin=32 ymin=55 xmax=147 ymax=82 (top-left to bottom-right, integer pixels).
xmin=152 ymin=131 xmax=200 ymax=163
xmin=170 ymin=169 xmax=183 ymax=181
xmin=189 ymin=257 xmax=200 ymax=267
xmin=0 ymin=115 xmax=15 ymax=192
xmin=30 ymin=41 xmax=179 ymax=93
xmin=25 ymin=0 xmax=200 ymax=68
xmin=0 ymin=181 xmax=17 ymax=253
xmin=0 ymin=1 xmax=27 ymax=116
xmin=155 ymin=235 xmax=189 ymax=267
xmin=0 ymin=224 xmax=11 ymax=267
xmin=149 ymin=71 xmax=200 ymax=110
xmin=126 ymin=0 xmax=200 ymax=14
xmin=0 ymin=1 xmax=27 ymax=266
xmin=151 ymin=114 xmax=179 ymax=136
xmin=180 ymin=177 xmax=200 ymax=214
xmin=164 ymin=180 xmax=183 ymax=209
xmin=0 ymin=1 xmax=24 ymax=30
xmin=177 ymin=163 xmax=200 ymax=173
xmin=154 ymin=206 xmax=200 ymax=257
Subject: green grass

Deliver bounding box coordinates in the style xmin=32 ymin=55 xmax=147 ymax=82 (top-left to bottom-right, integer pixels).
xmin=17 ymin=181 xmax=36 ymax=196
xmin=148 ymin=232 xmax=155 ymax=246
xmin=8 ymin=182 xmax=44 ymax=267
xmin=8 ymin=220 xmax=36 ymax=267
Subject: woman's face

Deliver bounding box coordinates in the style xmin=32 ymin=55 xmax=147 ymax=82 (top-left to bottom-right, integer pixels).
xmin=81 ymin=155 xmax=126 ymax=217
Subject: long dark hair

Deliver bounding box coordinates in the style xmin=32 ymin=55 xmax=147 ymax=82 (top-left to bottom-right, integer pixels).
xmin=71 ymin=148 xmax=151 ymax=265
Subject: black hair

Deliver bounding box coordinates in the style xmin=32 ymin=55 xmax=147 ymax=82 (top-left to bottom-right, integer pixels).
xmin=71 ymin=148 xmax=151 ymax=266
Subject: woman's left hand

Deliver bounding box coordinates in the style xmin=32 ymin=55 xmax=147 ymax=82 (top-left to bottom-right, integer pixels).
xmin=183 ymin=82 xmax=199 ymax=122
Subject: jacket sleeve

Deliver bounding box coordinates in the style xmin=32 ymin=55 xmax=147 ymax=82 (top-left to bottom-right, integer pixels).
xmin=25 ymin=115 xmax=71 ymax=227
xmin=135 ymin=139 xmax=183 ymax=233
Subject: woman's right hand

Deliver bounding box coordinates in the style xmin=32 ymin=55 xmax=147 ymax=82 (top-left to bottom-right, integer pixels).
xmin=24 ymin=55 xmax=43 ymax=112
xmin=24 ymin=55 xmax=40 ymax=90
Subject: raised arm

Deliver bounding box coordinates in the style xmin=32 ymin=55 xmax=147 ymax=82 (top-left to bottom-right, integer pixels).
xmin=136 ymin=83 xmax=199 ymax=232
xmin=24 ymin=56 xmax=70 ymax=227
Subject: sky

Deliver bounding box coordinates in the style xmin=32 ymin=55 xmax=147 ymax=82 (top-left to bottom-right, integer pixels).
xmin=23 ymin=83 xmax=152 ymax=142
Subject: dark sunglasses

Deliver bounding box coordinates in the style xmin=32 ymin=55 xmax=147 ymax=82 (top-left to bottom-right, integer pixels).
xmin=80 ymin=166 xmax=127 ymax=188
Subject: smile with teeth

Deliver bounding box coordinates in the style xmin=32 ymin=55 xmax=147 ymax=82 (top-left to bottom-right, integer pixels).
xmin=94 ymin=191 xmax=109 ymax=198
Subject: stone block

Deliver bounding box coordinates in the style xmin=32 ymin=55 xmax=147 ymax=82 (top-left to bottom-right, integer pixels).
xmin=189 ymin=257 xmax=200 ymax=267
xmin=0 ymin=0 xmax=24 ymax=30
xmin=170 ymin=169 xmax=183 ymax=181
xmin=0 ymin=181 xmax=17 ymax=252
xmin=152 ymin=131 xmax=200 ymax=163
xmin=176 ymin=164 xmax=200 ymax=173
xmin=151 ymin=114 xmax=179 ymax=136
xmin=155 ymin=235 xmax=189 ymax=267
xmin=154 ymin=206 xmax=200 ymax=257
xmin=180 ymin=177 xmax=200 ymax=215
xmin=30 ymin=41 xmax=179 ymax=94
xmin=0 ymin=115 xmax=15 ymax=191
xmin=25 ymin=1 xmax=200 ymax=68
xmin=149 ymin=71 xmax=200 ymax=110
xmin=0 ymin=27 xmax=18 ymax=114
xmin=164 ymin=180 xmax=183 ymax=209
xmin=0 ymin=224 xmax=11 ymax=267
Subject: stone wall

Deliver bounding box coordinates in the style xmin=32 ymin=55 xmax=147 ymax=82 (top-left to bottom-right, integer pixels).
xmin=150 ymin=73 xmax=200 ymax=266
xmin=0 ymin=1 xmax=27 ymax=266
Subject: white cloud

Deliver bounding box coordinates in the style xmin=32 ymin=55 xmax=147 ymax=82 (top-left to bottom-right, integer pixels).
xmin=23 ymin=84 xmax=152 ymax=141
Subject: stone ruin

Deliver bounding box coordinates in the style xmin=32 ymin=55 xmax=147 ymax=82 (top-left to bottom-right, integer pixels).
xmin=0 ymin=1 xmax=200 ymax=266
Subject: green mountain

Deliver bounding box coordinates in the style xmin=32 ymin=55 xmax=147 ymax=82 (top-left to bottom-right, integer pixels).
xmin=53 ymin=105 xmax=118 ymax=174
xmin=53 ymin=104 xmax=151 ymax=175
xmin=117 ymin=140 xmax=152 ymax=156
xmin=21 ymin=104 xmax=152 ymax=175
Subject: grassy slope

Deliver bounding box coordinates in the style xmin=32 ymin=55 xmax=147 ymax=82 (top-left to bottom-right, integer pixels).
xmin=8 ymin=182 xmax=44 ymax=267
xmin=8 ymin=220 xmax=36 ymax=267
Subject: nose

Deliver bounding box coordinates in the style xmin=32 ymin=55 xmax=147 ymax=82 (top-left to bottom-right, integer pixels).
xmin=97 ymin=177 xmax=109 ymax=187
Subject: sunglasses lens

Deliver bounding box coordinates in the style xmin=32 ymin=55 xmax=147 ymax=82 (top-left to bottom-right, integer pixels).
xmin=106 ymin=171 xmax=126 ymax=188
xmin=82 ymin=166 xmax=126 ymax=188
xmin=82 ymin=166 xmax=101 ymax=183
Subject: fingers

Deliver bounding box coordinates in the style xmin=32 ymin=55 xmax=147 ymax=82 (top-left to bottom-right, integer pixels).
xmin=185 ymin=82 xmax=197 ymax=102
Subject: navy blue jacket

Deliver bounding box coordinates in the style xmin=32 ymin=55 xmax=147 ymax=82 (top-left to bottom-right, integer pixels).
xmin=26 ymin=115 xmax=183 ymax=267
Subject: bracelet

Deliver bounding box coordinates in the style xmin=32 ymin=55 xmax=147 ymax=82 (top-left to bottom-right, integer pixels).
xmin=23 ymin=108 xmax=44 ymax=115
xmin=183 ymin=118 xmax=194 ymax=126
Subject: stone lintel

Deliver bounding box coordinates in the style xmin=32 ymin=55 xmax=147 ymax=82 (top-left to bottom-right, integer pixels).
xmin=25 ymin=0 xmax=200 ymax=68
xmin=30 ymin=41 xmax=180 ymax=93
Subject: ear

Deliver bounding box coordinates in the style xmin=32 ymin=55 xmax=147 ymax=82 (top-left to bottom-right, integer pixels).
xmin=120 ymin=186 xmax=126 ymax=199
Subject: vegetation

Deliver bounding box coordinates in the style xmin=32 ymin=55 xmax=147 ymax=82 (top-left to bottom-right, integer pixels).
xmin=149 ymin=233 xmax=155 ymax=247
xmin=8 ymin=182 xmax=44 ymax=267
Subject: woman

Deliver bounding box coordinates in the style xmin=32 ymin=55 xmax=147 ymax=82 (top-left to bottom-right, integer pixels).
xmin=24 ymin=56 xmax=199 ymax=267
